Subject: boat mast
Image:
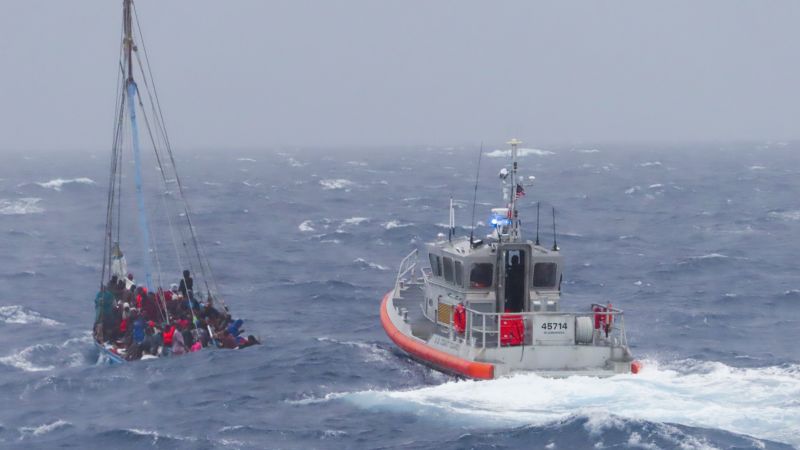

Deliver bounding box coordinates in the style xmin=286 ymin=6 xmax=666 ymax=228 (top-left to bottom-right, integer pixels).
xmin=123 ymin=0 xmax=154 ymax=291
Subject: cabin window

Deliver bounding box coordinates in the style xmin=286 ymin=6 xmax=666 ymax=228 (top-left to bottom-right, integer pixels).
xmin=470 ymin=263 xmax=493 ymax=288
xmin=429 ymin=254 xmax=442 ymax=277
xmin=443 ymin=257 xmax=454 ymax=283
xmin=533 ymin=262 xmax=557 ymax=288
xmin=454 ymin=261 xmax=464 ymax=287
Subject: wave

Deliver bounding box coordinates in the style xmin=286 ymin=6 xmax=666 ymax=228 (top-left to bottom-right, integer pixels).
xmin=298 ymin=220 xmax=315 ymax=232
xmin=320 ymin=359 xmax=800 ymax=447
xmin=342 ymin=217 xmax=369 ymax=226
xmin=316 ymin=337 xmax=393 ymax=363
xmin=18 ymin=419 xmax=72 ymax=438
xmin=768 ymin=210 xmax=800 ymax=221
xmin=319 ymin=179 xmax=354 ymax=190
xmin=0 ymin=333 xmax=92 ymax=372
xmin=0 ymin=197 xmax=44 ymax=215
xmin=0 ymin=305 xmax=61 ymax=326
xmin=383 ymin=220 xmax=413 ymax=230
xmin=35 ymin=177 xmax=95 ymax=191
xmin=353 ymin=258 xmax=389 ymax=271
xmin=486 ymin=148 xmax=554 ymax=158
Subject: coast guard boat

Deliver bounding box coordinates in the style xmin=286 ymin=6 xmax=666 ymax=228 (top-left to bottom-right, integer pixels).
xmin=381 ymin=139 xmax=640 ymax=379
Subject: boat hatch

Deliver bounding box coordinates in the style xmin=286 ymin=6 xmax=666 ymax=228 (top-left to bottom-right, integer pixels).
xmin=497 ymin=244 xmax=529 ymax=313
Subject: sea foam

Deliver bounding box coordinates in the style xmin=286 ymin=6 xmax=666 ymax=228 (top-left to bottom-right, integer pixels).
xmin=0 ymin=198 xmax=43 ymax=215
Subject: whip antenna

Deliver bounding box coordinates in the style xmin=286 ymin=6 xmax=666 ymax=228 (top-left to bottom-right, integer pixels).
xmin=469 ymin=142 xmax=484 ymax=246
xmin=552 ymin=207 xmax=558 ymax=251
xmin=535 ymin=202 xmax=541 ymax=246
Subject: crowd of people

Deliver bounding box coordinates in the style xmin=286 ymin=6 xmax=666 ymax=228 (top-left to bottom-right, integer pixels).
xmin=94 ymin=270 xmax=258 ymax=361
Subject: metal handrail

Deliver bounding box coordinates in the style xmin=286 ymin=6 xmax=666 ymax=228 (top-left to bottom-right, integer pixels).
xmin=393 ymin=249 xmax=418 ymax=298
xmin=460 ymin=304 xmax=628 ymax=351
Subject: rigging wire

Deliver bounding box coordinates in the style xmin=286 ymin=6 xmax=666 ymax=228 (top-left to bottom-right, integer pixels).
xmin=132 ymin=2 xmax=228 ymax=310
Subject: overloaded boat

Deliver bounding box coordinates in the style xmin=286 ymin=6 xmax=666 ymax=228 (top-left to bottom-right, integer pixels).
xmin=381 ymin=139 xmax=640 ymax=379
xmin=92 ymin=0 xmax=256 ymax=363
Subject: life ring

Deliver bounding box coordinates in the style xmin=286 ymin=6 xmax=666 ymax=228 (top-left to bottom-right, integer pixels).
xmin=453 ymin=303 xmax=466 ymax=334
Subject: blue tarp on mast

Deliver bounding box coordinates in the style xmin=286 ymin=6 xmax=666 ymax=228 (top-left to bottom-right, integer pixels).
xmin=126 ymin=79 xmax=154 ymax=291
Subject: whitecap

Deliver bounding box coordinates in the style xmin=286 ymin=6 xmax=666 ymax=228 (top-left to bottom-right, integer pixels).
xmin=624 ymin=186 xmax=640 ymax=195
xmin=486 ymin=148 xmax=554 ymax=158
xmin=35 ymin=177 xmax=95 ymax=191
xmin=319 ymin=179 xmax=354 ymax=190
xmin=342 ymin=217 xmax=369 ymax=226
xmin=298 ymin=220 xmax=315 ymax=232
xmin=0 ymin=198 xmax=43 ymax=215
xmin=640 ymin=161 xmax=662 ymax=167
xmin=768 ymin=210 xmax=800 ymax=221
xmin=749 ymin=165 xmax=766 ymax=170
xmin=18 ymin=419 xmax=71 ymax=438
xmin=0 ymin=333 xmax=91 ymax=372
xmin=576 ymin=149 xmax=600 ymax=153
xmin=236 ymin=157 xmax=257 ymax=162
xmin=383 ymin=220 xmax=412 ymax=230
xmin=353 ymin=258 xmax=389 ymax=271
xmin=647 ymin=184 xmax=663 ymax=189
xmin=0 ymin=305 xmax=61 ymax=326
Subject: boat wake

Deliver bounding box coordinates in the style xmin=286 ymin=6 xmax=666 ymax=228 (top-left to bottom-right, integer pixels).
xmin=321 ymin=359 xmax=800 ymax=447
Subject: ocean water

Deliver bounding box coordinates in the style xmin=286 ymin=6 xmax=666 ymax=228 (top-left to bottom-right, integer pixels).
xmin=0 ymin=142 xmax=798 ymax=449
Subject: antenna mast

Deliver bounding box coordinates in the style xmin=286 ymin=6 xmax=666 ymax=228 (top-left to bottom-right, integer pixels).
xmin=508 ymin=138 xmax=522 ymax=242
xmin=468 ymin=143 xmax=483 ymax=246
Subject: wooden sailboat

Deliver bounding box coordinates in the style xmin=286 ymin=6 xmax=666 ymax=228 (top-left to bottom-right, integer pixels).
xmin=93 ymin=0 xmax=254 ymax=363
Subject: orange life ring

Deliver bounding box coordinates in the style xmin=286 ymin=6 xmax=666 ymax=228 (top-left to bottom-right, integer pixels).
xmin=453 ymin=303 xmax=466 ymax=334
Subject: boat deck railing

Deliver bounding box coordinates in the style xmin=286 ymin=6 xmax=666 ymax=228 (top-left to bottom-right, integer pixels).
xmin=453 ymin=304 xmax=628 ymax=350
xmin=393 ymin=249 xmax=419 ymax=299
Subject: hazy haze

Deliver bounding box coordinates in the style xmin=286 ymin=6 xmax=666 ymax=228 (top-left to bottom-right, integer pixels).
xmin=1 ymin=1 xmax=798 ymax=152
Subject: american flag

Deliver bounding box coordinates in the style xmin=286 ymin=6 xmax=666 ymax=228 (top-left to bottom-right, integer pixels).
xmin=515 ymin=184 xmax=525 ymax=198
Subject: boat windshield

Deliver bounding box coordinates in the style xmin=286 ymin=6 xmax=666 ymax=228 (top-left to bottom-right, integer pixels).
xmin=533 ymin=262 xmax=557 ymax=288
xmin=470 ymin=263 xmax=493 ymax=288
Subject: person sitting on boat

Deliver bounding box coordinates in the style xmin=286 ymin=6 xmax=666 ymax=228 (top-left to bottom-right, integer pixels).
xmin=172 ymin=326 xmax=188 ymax=355
xmin=161 ymin=321 xmax=177 ymax=356
xmin=141 ymin=291 xmax=159 ymax=322
xmin=216 ymin=329 xmax=238 ymax=349
xmin=107 ymin=275 xmax=120 ymax=297
xmin=227 ymin=319 xmax=244 ymax=338
xmin=122 ymin=284 xmax=135 ymax=308
xmin=132 ymin=315 xmax=146 ymax=346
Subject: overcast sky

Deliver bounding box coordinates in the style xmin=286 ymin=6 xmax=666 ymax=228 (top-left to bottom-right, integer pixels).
xmin=0 ymin=1 xmax=798 ymax=152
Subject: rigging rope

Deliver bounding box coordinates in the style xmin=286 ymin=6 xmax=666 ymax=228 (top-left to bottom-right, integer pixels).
xmin=132 ymin=3 xmax=228 ymax=311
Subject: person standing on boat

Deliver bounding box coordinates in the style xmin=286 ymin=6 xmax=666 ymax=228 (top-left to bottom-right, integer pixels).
xmin=178 ymin=270 xmax=193 ymax=300
xmin=94 ymin=288 xmax=114 ymax=341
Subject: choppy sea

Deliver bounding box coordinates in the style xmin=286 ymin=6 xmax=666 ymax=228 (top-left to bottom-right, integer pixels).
xmin=0 ymin=142 xmax=798 ymax=449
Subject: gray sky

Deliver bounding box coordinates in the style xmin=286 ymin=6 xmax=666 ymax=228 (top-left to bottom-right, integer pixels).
xmin=1 ymin=1 xmax=798 ymax=152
